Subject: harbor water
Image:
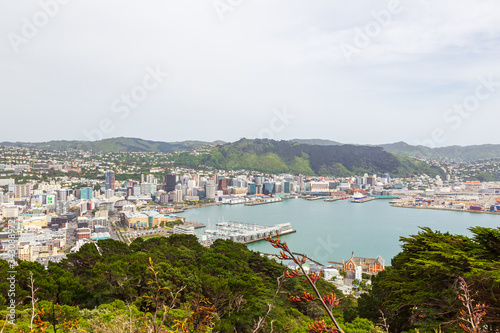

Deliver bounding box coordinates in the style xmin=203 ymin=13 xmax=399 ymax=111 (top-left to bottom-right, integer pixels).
xmin=177 ymin=198 xmax=499 ymax=264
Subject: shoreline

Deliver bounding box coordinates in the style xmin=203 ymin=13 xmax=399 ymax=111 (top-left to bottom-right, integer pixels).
xmin=392 ymin=204 xmax=500 ymax=215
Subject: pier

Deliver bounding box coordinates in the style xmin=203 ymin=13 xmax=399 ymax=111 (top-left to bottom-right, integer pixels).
xmin=305 ymin=196 xmax=324 ymax=201
xmin=203 ymin=221 xmax=296 ymax=244
xmin=324 ymin=197 xmax=348 ymax=202
xmin=184 ymin=221 xmax=206 ymax=229
xmin=351 ymin=197 xmax=377 ymax=203
xmin=245 ymin=198 xmax=282 ymax=206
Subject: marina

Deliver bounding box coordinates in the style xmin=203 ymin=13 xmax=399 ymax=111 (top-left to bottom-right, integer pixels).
xmin=179 ymin=198 xmax=500 ymax=262
xmin=203 ymin=221 xmax=296 ymax=244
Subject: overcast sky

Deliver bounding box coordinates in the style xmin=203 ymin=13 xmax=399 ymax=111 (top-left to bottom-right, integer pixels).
xmin=1 ymin=0 xmax=499 ymax=147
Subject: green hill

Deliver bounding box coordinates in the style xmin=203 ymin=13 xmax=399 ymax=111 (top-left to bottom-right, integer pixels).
xmin=0 ymin=137 xmax=214 ymax=153
xmin=173 ymin=138 xmax=444 ymax=177
xmin=379 ymin=141 xmax=500 ymax=161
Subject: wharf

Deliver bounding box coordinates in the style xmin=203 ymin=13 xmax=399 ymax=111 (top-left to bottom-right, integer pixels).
xmin=203 ymin=221 xmax=295 ymax=244
xmin=245 ymin=199 xmax=282 ymax=206
xmin=184 ymin=221 xmax=206 ymax=229
xmin=392 ymin=204 xmax=500 ymax=215
xmin=324 ymin=197 xmax=346 ymax=202
xmin=306 ymin=196 xmax=324 ymax=201
xmin=351 ymin=197 xmax=377 ymax=203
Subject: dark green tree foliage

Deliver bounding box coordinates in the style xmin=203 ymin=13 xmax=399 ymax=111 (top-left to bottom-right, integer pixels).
xmin=0 ymin=235 xmax=337 ymax=332
xmin=358 ymin=227 xmax=500 ymax=332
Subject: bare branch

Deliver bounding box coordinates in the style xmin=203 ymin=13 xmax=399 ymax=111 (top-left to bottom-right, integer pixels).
xmin=253 ymin=274 xmax=284 ymax=333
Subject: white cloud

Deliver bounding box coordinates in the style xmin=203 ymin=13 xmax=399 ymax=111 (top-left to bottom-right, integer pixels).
xmin=0 ymin=0 xmax=499 ymax=146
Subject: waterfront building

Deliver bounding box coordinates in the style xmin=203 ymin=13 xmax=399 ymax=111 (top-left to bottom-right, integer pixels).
xmin=173 ymin=225 xmax=195 ymax=235
xmin=254 ymin=175 xmax=264 ymax=185
xmin=263 ymin=182 xmax=275 ymax=195
xmin=247 ymin=182 xmax=256 ymax=195
xmin=283 ymin=181 xmax=290 ymax=193
xmin=343 ymin=252 xmax=385 ymax=274
xmin=206 ymin=185 xmax=216 ymax=199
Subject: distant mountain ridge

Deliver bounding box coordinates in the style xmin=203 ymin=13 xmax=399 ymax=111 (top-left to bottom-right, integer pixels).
xmin=0 ymin=137 xmax=220 ymax=153
xmin=294 ymin=139 xmax=500 ymax=161
xmin=378 ymin=142 xmax=500 ymax=161
xmin=291 ymin=139 xmax=342 ymax=146
xmin=2 ymin=137 xmax=499 ymax=161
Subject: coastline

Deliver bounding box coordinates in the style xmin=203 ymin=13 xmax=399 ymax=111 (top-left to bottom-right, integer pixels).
xmin=392 ymin=204 xmax=500 ymax=215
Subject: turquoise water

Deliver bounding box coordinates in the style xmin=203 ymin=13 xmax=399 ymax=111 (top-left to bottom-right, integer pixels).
xmin=177 ymin=199 xmax=499 ymax=264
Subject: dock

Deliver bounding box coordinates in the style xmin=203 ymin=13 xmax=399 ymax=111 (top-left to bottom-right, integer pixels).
xmin=324 ymin=197 xmax=347 ymax=202
xmin=202 ymin=221 xmax=296 ymax=244
xmin=392 ymin=204 xmax=500 ymax=215
xmin=184 ymin=221 xmax=206 ymax=229
xmin=245 ymin=198 xmax=282 ymax=206
xmin=351 ymin=197 xmax=377 ymax=203
xmin=306 ymin=196 xmax=324 ymax=201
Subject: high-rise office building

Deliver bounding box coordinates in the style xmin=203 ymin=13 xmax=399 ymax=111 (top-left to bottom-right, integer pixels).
xmin=105 ymin=189 xmax=114 ymax=199
xmin=80 ymin=187 xmax=93 ymax=200
xmin=219 ymin=178 xmax=232 ymax=194
xmin=254 ymin=175 xmax=264 ymax=185
xmin=247 ymin=182 xmax=256 ymax=195
xmin=174 ymin=189 xmax=183 ymax=203
xmin=283 ymin=181 xmax=290 ymax=193
xmin=146 ymin=174 xmax=156 ymax=184
xmin=263 ymin=182 xmax=275 ymax=195
xmin=206 ymin=184 xmax=216 ymax=199
xmin=163 ymin=174 xmax=177 ymax=192
xmin=57 ymin=189 xmax=70 ymax=202
xmin=105 ymin=171 xmax=115 ymax=191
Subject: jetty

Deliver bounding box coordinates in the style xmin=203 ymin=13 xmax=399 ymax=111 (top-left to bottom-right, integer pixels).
xmin=245 ymin=198 xmax=282 ymax=206
xmin=306 ymin=196 xmax=324 ymax=201
xmin=184 ymin=221 xmax=206 ymax=229
xmin=203 ymin=221 xmax=296 ymax=244
xmin=351 ymin=197 xmax=377 ymax=203
xmin=324 ymin=197 xmax=347 ymax=202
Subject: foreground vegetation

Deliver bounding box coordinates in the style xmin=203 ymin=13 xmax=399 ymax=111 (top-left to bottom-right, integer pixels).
xmin=0 ymin=226 xmax=499 ymax=332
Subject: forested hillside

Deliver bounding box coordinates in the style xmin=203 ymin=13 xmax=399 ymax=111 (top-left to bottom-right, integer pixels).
xmin=2 ymin=227 xmax=499 ymax=332
xmin=173 ymin=139 xmax=444 ymax=177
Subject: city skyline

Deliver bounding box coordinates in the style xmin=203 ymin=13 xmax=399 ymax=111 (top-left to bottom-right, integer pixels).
xmin=1 ymin=1 xmax=499 ymax=147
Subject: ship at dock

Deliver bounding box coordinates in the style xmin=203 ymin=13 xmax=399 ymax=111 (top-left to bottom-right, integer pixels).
xmin=351 ymin=192 xmax=377 ymax=203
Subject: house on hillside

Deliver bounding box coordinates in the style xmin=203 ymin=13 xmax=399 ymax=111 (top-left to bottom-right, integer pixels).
xmin=343 ymin=252 xmax=385 ymax=274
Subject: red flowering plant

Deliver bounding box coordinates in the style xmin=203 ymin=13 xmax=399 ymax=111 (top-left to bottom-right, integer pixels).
xmin=457 ymin=276 xmax=488 ymax=333
xmin=265 ymin=235 xmax=344 ymax=333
